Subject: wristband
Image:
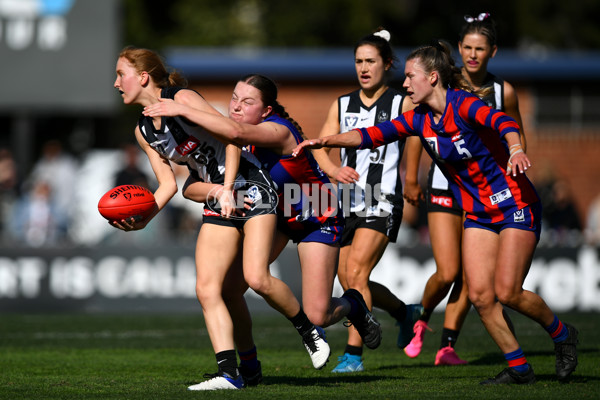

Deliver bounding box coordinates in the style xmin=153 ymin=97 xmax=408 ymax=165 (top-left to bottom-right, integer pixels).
xmin=508 ymin=148 xmax=524 ymax=164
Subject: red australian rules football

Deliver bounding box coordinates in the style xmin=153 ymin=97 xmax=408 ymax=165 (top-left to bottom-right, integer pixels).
xmin=98 ymin=185 xmax=157 ymax=221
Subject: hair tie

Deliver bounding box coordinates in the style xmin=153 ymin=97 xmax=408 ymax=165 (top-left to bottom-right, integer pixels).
xmin=373 ymin=30 xmax=391 ymax=42
xmin=429 ymin=39 xmax=444 ymax=52
xmin=464 ymin=12 xmax=491 ymax=23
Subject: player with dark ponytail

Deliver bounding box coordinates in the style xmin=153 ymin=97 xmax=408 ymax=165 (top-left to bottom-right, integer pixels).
xmin=310 ymin=28 xmax=422 ymax=373
xmin=403 ymin=13 xmax=529 ymax=366
xmin=294 ymin=40 xmax=579 ymax=385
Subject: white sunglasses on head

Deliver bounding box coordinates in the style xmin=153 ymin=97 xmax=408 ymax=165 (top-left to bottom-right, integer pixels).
xmin=464 ymin=13 xmax=490 ymax=23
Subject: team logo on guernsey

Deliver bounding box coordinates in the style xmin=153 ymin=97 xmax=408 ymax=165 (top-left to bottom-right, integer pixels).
xmin=344 ymin=115 xmax=359 ymax=129
xmin=377 ymin=110 xmax=389 ymax=123
xmin=514 ymin=209 xmax=525 ymax=222
xmin=246 ymin=185 xmax=263 ymax=211
xmin=489 ymin=188 xmax=512 ymax=205
xmin=425 ymin=137 xmax=439 ymax=154
xmin=425 ymin=137 xmax=446 ymax=164
xmin=205 ymin=180 xmax=278 ymax=220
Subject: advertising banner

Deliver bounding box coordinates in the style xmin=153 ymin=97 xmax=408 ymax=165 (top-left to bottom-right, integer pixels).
xmin=1 ymin=244 xmax=599 ymax=313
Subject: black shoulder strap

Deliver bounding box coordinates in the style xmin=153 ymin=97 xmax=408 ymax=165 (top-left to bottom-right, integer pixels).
xmin=137 ymin=115 xmax=156 ymax=145
xmin=137 ymin=87 xmax=187 ymax=145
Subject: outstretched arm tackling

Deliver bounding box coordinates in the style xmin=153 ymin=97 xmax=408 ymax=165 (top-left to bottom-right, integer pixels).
xmin=292 ymin=130 xmax=363 ymax=157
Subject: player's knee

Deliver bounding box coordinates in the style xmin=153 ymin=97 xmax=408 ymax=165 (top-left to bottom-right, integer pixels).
xmin=430 ymin=268 xmax=458 ymax=288
xmin=495 ymin=287 xmax=521 ymax=307
xmin=305 ymin=309 xmax=328 ymax=327
xmin=244 ymin=273 xmax=271 ymax=296
xmin=468 ymin=290 xmax=493 ymax=311
xmin=195 ymin=284 xmax=220 ymax=306
xmin=439 ymin=270 xmax=459 ymax=286
xmin=344 ymin=266 xmax=370 ymax=288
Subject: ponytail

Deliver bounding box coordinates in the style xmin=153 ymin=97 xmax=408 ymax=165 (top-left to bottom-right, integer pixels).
xmin=119 ymin=45 xmax=187 ymax=88
xmin=407 ymin=40 xmax=491 ymax=97
xmin=240 ymin=74 xmax=306 ymax=138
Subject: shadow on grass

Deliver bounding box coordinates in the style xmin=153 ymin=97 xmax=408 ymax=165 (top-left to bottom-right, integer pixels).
xmin=255 ymin=374 xmax=401 ymax=387
xmin=183 ymin=374 xmax=400 ymax=389
xmin=523 ymin=346 xmax=599 ymax=357
xmin=468 ymin=352 xmax=510 ymax=366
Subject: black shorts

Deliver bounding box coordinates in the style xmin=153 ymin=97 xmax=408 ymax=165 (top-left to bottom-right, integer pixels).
xmin=201 ymin=168 xmax=278 ymax=228
xmin=426 ymin=163 xmax=462 ymax=216
xmin=426 ymin=187 xmax=463 ymax=216
xmin=340 ymin=211 xmax=402 ymax=246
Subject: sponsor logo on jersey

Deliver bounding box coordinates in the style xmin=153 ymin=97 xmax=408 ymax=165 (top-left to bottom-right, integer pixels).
xmin=450 ymin=133 xmax=464 ymax=142
xmin=176 ymin=136 xmax=200 ymax=156
xmin=514 ymin=209 xmax=525 ymax=222
xmin=430 ymin=194 xmax=453 ymax=208
xmin=489 ymin=188 xmax=513 ymax=205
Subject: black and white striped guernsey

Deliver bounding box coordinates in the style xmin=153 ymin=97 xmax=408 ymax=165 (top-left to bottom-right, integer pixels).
xmin=137 ymin=87 xmax=264 ymax=188
xmin=338 ymin=88 xmax=406 ymax=217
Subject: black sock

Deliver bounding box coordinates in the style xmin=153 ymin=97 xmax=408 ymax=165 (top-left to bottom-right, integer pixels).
xmin=420 ymin=308 xmax=434 ymax=323
xmin=344 ymin=344 xmax=363 ymax=357
xmin=343 ymin=297 xmax=360 ymax=320
xmin=288 ymin=309 xmax=314 ymax=337
xmin=216 ymin=350 xmax=239 ymax=378
xmin=440 ymin=328 xmax=460 ymax=349
xmin=389 ymin=303 xmax=407 ymax=322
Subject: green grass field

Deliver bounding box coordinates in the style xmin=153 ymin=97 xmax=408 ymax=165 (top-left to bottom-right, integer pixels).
xmin=0 ymin=310 xmax=598 ymax=399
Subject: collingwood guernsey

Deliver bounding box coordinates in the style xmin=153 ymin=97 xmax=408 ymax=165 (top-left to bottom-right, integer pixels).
xmin=338 ymin=88 xmax=406 ymax=217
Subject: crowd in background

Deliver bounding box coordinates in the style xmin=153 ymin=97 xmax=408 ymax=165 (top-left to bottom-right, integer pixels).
xmin=0 ymin=140 xmax=595 ymax=248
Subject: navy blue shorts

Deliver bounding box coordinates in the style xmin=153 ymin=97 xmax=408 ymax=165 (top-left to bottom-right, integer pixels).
xmin=277 ymin=216 xmax=343 ymax=244
xmin=463 ymin=202 xmax=543 ymax=241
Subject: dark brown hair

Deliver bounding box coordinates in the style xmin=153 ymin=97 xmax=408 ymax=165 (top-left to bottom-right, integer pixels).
xmin=240 ymin=74 xmax=306 ymax=137
xmin=354 ymin=27 xmax=398 ymax=74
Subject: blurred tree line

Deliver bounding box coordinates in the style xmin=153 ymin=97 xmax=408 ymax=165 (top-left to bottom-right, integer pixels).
xmin=122 ymin=0 xmax=600 ymax=50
